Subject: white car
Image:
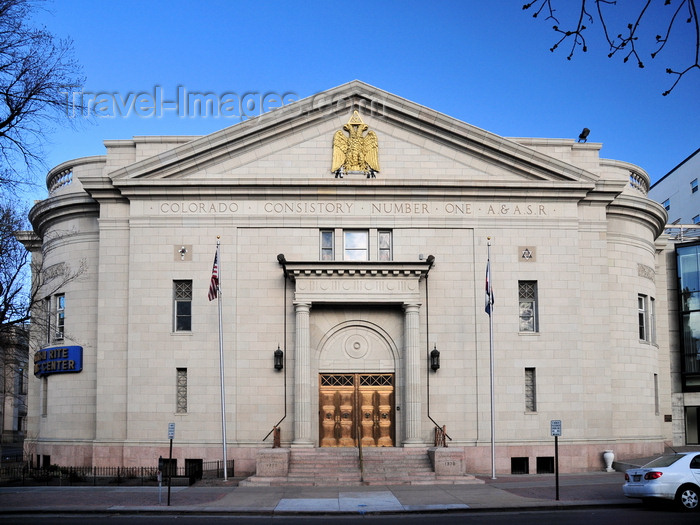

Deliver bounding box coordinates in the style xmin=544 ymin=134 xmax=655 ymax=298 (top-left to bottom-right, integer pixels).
xmin=623 ymin=452 xmax=700 ymax=511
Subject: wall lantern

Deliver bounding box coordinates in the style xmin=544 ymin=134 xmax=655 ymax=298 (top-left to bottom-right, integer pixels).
xmin=430 ymin=344 xmax=440 ymax=372
xmin=274 ymin=345 xmax=284 ymax=371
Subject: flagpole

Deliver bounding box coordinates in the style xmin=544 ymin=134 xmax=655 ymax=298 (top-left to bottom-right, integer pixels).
xmin=487 ymin=238 xmax=496 ymax=480
xmin=215 ymin=239 xmax=228 ymax=481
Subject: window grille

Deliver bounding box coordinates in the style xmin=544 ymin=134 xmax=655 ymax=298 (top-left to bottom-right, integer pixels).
xmin=525 ymin=368 xmax=537 ymax=412
xmin=360 ymin=374 xmax=393 ymax=387
xmin=519 ymin=281 xmax=538 ymax=332
xmin=176 ymin=368 xmax=187 ymax=413
xmin=321 ymin=374 xmax=354 ymax=387
xmin=174 ymin=280 xmax=192 ymax=332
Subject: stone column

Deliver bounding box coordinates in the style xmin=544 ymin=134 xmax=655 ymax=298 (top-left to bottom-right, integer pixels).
xmin=403 ymin=303 xmax=423 ymax=445
xmin=292 ymin=302 xmax=314 ymax=446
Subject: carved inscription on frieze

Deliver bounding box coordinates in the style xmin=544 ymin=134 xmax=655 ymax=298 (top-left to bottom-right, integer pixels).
xmin=156 ymin=200 xmax=555 ymax=217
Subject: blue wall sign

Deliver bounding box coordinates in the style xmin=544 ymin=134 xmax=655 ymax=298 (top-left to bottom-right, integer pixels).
xmin=34 ymin=345 xmax=83 ymax=377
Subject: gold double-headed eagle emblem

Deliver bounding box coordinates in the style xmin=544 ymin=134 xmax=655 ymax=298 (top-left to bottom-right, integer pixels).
xmin=331 ymin=111 xmax=380 ymax=178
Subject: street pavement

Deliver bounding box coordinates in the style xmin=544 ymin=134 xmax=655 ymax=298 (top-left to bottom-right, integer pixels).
xmin=0 ymin=471 xmax=636 ymax=516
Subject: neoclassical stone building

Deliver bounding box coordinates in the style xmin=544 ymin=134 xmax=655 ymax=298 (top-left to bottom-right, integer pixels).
xmin=22 ymin=81 xmax=669 ymax=477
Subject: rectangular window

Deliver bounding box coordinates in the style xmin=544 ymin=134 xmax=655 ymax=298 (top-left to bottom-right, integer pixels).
xmin=694 ymin=215 xmax=700 ymax=224
xmin=662 ymin=198 xmax=670 ymax=211
xmin=518 ymin=281 xmax=538 ymax=332
xmin=511 ymin=457 xmax=529 ymax=474
xmin=525 ymin=368 xmax=537 ymax=412
xmin=44 ymin=297 xmax=51 ymax=344
xmin=320 ymin=230 xmax=334 ymax=260
xmin=18 ymin=364 xmax=26 ymax=395
xmin=638 ymin=294 xmax=647 ymax=340
xmin=55 ymin=294 xmax=65 ymax=339
xmin=638 ymin=294 xmax=656 ymax=343
xmin=536 ymin=456 xmax=554 ymax=474
xmin=378 ymin=230 xmax=392 ymax=261
xmin=176 ymin=368 xmax=187 ymax=413
xmin=638 ymin=294 xmax=657 ymax=343
xmin=41 ymin=377 xmax=48 ymax=417
xmin=654 ymin=373 xmax=659 ymax=416
xmin=692 ymin=179 xmax=698 ymax=193
xmin=650 ymin=297 xmax=656 ymax=344
xmin=174 ymin=280 xmax=192 ymax=332
xmin=344 ymin=230 xmax=368 ymax=261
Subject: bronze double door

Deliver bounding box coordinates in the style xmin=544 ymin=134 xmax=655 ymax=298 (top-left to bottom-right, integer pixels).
xmin=319 ymin=373 xmax=395 ymax=447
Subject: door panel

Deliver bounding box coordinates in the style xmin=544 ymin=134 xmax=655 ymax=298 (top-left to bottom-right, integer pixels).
xmin=320 ymin=374 xmax=394 ymax=447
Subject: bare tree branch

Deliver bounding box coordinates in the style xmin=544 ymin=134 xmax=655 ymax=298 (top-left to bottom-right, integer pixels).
xmin=0 ymin=0 xmax=84 ymax=189
xmin=524 ymin=0 xmax=700 ymax=95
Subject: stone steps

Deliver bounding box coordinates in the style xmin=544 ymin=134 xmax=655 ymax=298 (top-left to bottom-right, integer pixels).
xmin=242 ymin=446 xmax=485 ymax=487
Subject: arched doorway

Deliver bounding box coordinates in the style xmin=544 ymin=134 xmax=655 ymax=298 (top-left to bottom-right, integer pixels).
xmin=317 ymin=323 xmax=397 ymax=447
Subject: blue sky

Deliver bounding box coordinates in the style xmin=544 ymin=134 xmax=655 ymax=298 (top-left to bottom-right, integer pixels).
xmin=27 ymin=0 xmax=699 ymax=203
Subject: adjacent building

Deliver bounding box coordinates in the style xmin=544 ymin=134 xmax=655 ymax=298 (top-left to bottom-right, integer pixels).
xmin=0 ymin=325 xmax=28 ymax=445
xmin=20 ymin=81 xmax=670 ymax=476
xmin=649 ymin=148 xmax=700 ymax=226
xmin=646 ymin=149 xmax=700 ymax=447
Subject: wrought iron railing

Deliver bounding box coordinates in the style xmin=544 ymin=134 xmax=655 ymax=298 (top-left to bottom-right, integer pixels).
xmin=0 ymin=459 xmax=234 ymax=486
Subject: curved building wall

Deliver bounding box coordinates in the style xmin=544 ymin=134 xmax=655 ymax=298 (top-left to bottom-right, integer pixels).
xmin=26 ymin=158 xmax=103 ymax=465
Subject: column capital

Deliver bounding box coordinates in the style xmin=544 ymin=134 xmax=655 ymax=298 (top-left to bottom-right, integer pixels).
xmin=403 ymin=302 xmax=421 ymax=313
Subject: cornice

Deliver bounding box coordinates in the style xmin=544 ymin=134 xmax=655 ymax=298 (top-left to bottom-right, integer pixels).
xmin=280 ymin=260 xmax=433 ymax=282
xmin=28 ymin=193 xmax=99 ymax=238
xmin=606 ymin=193 xmax=668 ymax=237
xmin=79 ymin=174 xmax=129 ymax=204
xmin=14 ymin=230 xmax=41 ymax=252
xmin=112 ymin=178 xmax=596 ymax=201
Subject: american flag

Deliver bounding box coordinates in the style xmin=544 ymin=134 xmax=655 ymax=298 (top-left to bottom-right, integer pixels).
xmin=485 ymin=257 xmax=494 ymax=315
xmin=208 ymin=246 xmax=219 ymax=301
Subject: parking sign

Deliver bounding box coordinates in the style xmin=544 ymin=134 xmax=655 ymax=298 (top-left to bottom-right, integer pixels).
xmin=550 ymin=420 xmax=562 ymax=436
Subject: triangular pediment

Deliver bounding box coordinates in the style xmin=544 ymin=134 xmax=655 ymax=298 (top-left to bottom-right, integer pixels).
xmin=107 ymin=81 xmax=601 ymax=191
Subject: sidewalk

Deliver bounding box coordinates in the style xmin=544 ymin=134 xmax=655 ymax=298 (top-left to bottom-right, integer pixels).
xmin=0 ymin=471 xmax=634 ymax=515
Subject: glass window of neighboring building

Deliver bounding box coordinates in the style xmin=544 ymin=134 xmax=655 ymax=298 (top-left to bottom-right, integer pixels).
xmin=694 ymin=215 xmax=700 ymax=224
xmin=692 ymin=179 xmax=698 ymax=193
xmin=676 ymin=243 xmax=700 ymax=391
xmin=663 ymin=198 xmax=670 ymax=211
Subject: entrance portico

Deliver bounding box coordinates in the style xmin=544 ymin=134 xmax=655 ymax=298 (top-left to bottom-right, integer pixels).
xmin=279 ymin=259 xmax=433 ymax=448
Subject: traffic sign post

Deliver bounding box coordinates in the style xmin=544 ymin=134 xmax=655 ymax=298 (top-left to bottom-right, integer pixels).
xmin=551 ymin=420 xmax=561 ymax=500
xmin=167 ymin=423 xmax=175 ymax=506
